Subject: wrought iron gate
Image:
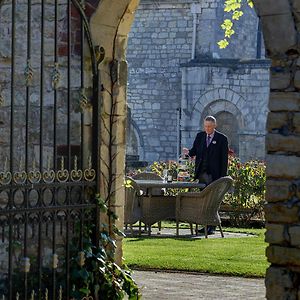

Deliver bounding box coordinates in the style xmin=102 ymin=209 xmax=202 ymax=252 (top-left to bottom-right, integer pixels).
xmin=0 ymin=0 xmax=103 ymax=299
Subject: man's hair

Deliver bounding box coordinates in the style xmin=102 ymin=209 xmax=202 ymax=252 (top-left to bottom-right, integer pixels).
xmin=204 ymin=115 xmax=217 ymax=124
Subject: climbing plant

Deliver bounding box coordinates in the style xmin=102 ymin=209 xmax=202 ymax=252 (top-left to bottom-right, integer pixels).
xmin=69 ymin=195 xmax=141 ymax=300
xmin=218 ymin=0 xmax=254 ymax=49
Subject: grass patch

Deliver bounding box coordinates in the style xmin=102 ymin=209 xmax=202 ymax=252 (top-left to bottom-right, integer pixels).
xmin=123 ymin=228 xmax=268 ymax=278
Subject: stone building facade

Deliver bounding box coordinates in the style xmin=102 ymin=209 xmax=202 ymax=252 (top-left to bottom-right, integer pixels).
xmin=127 ymin=0 xmax=270 ymax=163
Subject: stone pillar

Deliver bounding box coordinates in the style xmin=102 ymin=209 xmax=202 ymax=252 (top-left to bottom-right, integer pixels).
xmin=253 ymin=0 xmax=300 ymax=298
xmin=91 ymin=0 xmax=140 ymax=264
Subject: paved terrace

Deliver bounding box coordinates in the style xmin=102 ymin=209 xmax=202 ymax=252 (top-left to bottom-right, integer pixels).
xmin=133 ymin=270 xmax=265 ymax=299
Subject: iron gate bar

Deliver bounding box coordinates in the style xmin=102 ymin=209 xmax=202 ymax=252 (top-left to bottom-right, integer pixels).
xmin=8 ymin=1 xmax=17 ymax=297
xmin=71 ymin=0 xmax=99 ymax=77
xmin=40 ymin=0 xmax=45 ymax=174
xmin=80 ymin=2 xmax=86 ymax=254
xmin=24 ymin=0 xmax=32 ymax=297
xmin=38 ymin=2 xmax=46 ymax=296
xmin=66 ymin=2 xmax=72 ymax=298
xmin=71 ymin=0 xmax=102 ymax=248
xmin=53 ymin=1 xmax=59 ymax=296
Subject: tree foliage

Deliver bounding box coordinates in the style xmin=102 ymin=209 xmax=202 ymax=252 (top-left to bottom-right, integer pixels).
xmin=218 ymin=0 xmax=254 ymax=49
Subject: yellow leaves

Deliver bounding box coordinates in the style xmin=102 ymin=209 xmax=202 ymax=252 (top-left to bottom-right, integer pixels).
xmin=224 ymin=0 xmax=242 ymax=12
xmin=218 ymin=39 xmax=229 ymax=49
xmin=124 ymin=179 xmax=133 ymax=188
xmin=221 ymin=19 xmax=233 ymax=30
xmin=247 ymin=0 xmax=254 ymax=8
xmin=220 ymin=19 xmax=235 ymax=38
xmin=218 ymin=0 xmax=252 ymax=49
xmin=232 ymin=10 xmax=243 ymax=20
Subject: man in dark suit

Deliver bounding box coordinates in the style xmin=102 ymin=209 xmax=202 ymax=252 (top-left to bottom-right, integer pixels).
xmin=183 ymin=115 xmax=229 ymax=234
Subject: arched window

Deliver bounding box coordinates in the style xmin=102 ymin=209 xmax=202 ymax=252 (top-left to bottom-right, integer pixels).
xmin=215 ymin=111 xmax=239 ymax=156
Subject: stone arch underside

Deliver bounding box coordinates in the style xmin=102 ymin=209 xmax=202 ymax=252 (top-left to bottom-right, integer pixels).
xmin=90 ymin=0 xmax=140 ymax=263
xmin=192 ymin=88 xmax=247 ymax=118
xmin=199 ymin=99 xmax=244 ymax=129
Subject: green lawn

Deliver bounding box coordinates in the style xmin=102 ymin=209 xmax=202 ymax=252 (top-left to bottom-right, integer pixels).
xmin=123 ymin=228 xmax=268 ymax=278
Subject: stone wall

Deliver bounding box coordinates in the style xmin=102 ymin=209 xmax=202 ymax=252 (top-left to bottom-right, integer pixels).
xmin=252 ymin=0 xmax=300 ymax=298
xmin=127 ymin=0 xmax=194 ymax=162
xmin=0 ymin=0 xmax=98 ymax=171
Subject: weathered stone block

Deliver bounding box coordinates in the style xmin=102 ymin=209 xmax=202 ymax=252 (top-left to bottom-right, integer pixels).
xmin=254 ymin=0 xmax=291 ymax=16
xmin=260 ymin=14 xmax=297 ymax=56
xmin=265 ymin=266 xmax=298 ymax=299
xmin=266 ymin=179 xmax=294 ymax=202
xmin=266 ymin=112 xmax=288 ymax=131
xmin=269 ymin=92 xmax=300 ymax=111
xmin=265 ymin=203 xmax=300 ymax=223
xmin=266 ymin=266 xmax=295 ymax=288
xmin=266 ymin=133 xmax=300 ymax=153
xmin=266 ymin=154 xmax=300 ymax=179
xmin=289 ymin=226 xmax=300 ymax=247
xmin=294 ymin=113 xmax=300 ymax=133
xmin=267 ymin=245 xmax=300 ymax=267
xmin=265 ymin=223 xmax=285 ymax=244
xmin=294 ymin=71 xmax=300 ymax=89
xmin=291 ymin=0 xmax=300 ymax=12
xmin=270 ymin=71 xmax=291 ymax=90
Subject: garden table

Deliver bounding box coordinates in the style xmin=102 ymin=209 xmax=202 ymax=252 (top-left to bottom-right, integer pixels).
xmin=134 ymin=180 xmax=206 ymax=195
xmin=133 ymin=180 xmax=206 ymax=235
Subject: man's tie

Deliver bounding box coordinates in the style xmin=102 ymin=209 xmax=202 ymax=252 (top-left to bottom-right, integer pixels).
xmin=206 ymin=135 xmax=211 ymax=147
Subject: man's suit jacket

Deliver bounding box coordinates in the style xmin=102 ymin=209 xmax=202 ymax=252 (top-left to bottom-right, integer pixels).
xmin=189 ymin=130 xmax=229 ymax=181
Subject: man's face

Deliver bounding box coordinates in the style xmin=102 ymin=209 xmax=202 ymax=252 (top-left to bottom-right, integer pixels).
xmin=204 ymin=120 xmax=216 ymax=135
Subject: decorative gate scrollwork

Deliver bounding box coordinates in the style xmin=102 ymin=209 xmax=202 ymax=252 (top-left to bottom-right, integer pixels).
xmin=0 ymin=0 xmax=103 ymax=299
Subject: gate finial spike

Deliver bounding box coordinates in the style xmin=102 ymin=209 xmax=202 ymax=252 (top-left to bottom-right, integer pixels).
xmin=24 ymin=59 xmax=34 ymax=86
xmin=4 ymin=157 xmax=8 ymax=172
xmin=79 ymin=88 xmax=90 ymax=111
xmin=51 ymin=62 xmax=61 ymax=90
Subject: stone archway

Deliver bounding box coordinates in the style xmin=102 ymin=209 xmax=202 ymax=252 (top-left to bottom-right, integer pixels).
xmin=193 ymin=88 xmax=247 ymax=116
xmin=200 ymin=99 xmax=243 ymax=156
xmin=215 ymin=111 xmax=239 ymax=155
xmin=89 ymin=0 xmax=300 ymax=297
xmin=89 ymin=0 xmax=141 ymax=262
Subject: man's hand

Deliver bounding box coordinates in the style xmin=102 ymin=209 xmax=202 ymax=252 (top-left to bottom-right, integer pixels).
xmin=182 ymin=147 xmax=189 ymax=156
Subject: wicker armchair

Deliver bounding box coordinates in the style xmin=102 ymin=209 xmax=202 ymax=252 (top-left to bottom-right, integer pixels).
xmin=176 ymin=176 xmax=233 ymax=238
xmin=124 ymin=176 xmax=142 ymax=236
xmin=140 ymin=194 xmax=176 ymax=236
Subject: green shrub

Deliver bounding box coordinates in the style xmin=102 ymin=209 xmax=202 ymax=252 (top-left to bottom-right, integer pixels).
xmin=224 ymin=155 xmax=266 ymax=226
